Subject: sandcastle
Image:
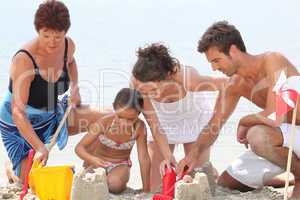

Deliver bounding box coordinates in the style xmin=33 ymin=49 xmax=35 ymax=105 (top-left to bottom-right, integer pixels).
xmin=71 ymin=167 xmax=109 ymax=200
xmin=174 ymin=172 xmax=211 ymax=200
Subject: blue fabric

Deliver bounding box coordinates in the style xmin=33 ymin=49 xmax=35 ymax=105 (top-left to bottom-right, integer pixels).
xmin=0 ymin=91 xmax=69 ymax=175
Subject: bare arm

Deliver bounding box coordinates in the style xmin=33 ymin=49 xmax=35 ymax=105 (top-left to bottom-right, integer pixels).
xmin=238 ymin=88 xmax=281 ymax=127
xmin=10 ymin=53 xmax=50 ymax=166
xmin=136 ymin=120 xmax=151 ymax=192
xmin=75 ymin=118 xmax=110 ymax=168
xmin=66 ymin=37 xmax=81 ymax=106
xmin=239 ymin=53 xmax=290 ymax=128
xmin=176 ymin=79 xmax=241 ymax=174
xmin=142 ymin=97 xmax=175 ymax=163
xmin=195 ymin=82 xmax=240 ymax=153
xmin=130 ymin=77 xmax=176 ymax=166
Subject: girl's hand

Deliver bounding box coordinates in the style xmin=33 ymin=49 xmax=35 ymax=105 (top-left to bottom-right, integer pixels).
xmin=92 ymin=157 xmax=110 ymax=168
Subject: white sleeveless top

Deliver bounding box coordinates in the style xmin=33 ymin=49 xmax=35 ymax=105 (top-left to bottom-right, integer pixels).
xmin=147 ymin=91 xmax=217 ymax=144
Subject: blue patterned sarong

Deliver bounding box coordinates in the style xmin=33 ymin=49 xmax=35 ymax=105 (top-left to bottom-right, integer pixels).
xmin=0 ymin=91 xmax=69 ymax=176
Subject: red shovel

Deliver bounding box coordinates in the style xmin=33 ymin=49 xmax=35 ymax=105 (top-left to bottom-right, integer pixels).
xmin=153 ymin=166 xmax=188 ymax=200
xmin=20 ymin=149 xmax=35 ymax=200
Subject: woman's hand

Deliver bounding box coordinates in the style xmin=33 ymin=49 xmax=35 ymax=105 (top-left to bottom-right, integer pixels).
xmin=34 ymin=145 xmax=49 ymax=166
xmin=236 ymin=122 xmax=249 ymax=148
xmin=70 ymin=86 xmax=81 ymax=107
xmin=159 ymin=155 xmax=177 ymax=177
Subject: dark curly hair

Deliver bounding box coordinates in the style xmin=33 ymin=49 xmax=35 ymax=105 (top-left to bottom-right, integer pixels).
xmin=198 ymin=21 xmax=246 ymax=55
xmin=34 ymin=0 xmax=70 ymax=32
xmin=113 ymin=88 xmax=144 ymax=113
xmin=132 ymin=43 xmax=178 ymax=82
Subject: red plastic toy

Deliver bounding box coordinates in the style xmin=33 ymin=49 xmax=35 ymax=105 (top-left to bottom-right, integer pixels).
xmin=152 ymin=166 xmax=188 ymax=200
xmin=20 ymin=149 xmax=35 ymax=200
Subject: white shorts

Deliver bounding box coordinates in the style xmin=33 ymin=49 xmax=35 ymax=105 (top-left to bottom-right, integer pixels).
xmin=226 ymin=150 xmax=284 ymax=189
xmin=226 ymin=123 xmax=300 ymax=189
xmin=280 ymin=123 xmax=300 ymax=158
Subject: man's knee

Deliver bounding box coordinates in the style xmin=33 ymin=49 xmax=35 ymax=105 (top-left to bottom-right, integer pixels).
xmin=247 ymin=125 xmax=271 ymax=155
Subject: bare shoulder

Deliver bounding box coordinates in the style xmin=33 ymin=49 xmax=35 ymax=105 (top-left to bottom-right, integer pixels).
xmin=12 ymin=51 xmax=34 ymax=68
xmin=99 ymin=110 xmax=114 ymax=123
xmin=10 ymin=52 xmax=35 ymax=80
xmin=263 ymin=51 xmax=297 ymax=80
xmin=66 ymin=36 xmax=75 ymax=51
xmin=66 ymin=36 xmax=76 ymax=60
xmin=264 ymin=51 xmax=286 ymax=60
xmin=89 ymin=111 xmax=114 ymax=133
xmin=181 ymin=65 xmax=229 ymax=91
xmin=263 ymin=52 xmax=290 ymax=71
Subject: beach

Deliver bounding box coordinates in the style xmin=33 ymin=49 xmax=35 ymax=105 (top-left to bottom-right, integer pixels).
xmin=1 ymin=0 xmax=300 ymax=199
xmin=0 ymin=180 xmax=293 ymax=200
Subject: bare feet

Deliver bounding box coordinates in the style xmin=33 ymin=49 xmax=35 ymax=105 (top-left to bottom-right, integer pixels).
xmin=291 ymin=178 xmax=300 ymax=199
xmin=265 ymin=172 xmax=295 ymax=188
xmin=4 ymin=160 xmax=20 ymax=184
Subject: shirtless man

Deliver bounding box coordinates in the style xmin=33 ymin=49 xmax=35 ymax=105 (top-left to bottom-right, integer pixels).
xmin=176 ymin=21 xmax=300 ymax=198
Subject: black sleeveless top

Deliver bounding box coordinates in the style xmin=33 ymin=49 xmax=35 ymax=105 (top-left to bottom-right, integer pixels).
xmin=8 ymin=38 xmax=70 ymax=111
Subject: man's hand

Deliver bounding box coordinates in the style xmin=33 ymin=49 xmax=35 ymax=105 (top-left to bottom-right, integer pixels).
xmin=236 ymin=123 xmax=249 ymax=148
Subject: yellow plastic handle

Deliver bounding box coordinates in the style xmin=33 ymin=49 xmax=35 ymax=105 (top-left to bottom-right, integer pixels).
xmin=31 ymin=160 xmax=43 ymax=169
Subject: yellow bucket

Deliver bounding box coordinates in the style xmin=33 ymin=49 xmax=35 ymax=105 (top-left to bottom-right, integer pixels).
xmin=29 ymin=161 xmax=74 ymax=200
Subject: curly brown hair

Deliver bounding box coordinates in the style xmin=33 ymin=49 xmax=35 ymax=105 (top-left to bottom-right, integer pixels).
xmin=132 ymin=43 xmax=178 ymax=82
xmin=198 ymin=21 xmax=246 ymax=55
xmin=34 ymin=0 xmax=70 ymax=32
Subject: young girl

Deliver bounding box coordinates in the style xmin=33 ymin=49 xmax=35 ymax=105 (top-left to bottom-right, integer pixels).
xmin=75 ymin=88 xmax=150 ymax=194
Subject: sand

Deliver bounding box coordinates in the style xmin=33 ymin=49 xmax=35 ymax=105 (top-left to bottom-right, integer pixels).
xmin=0 ymin=183 xmax=290 ymax=200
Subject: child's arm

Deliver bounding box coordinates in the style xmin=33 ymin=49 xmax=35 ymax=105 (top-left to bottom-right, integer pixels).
xmin=75 ymin=118 xmax=110 ymax=168
xmin=136 ymin=120 xmax=151 ymax=193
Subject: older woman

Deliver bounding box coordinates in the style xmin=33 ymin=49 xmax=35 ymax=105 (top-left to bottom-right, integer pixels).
xmin=0 ymin=0 xmax=101 ymax=183
xmin=131 ymin=43 xmax=226 ymax=191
